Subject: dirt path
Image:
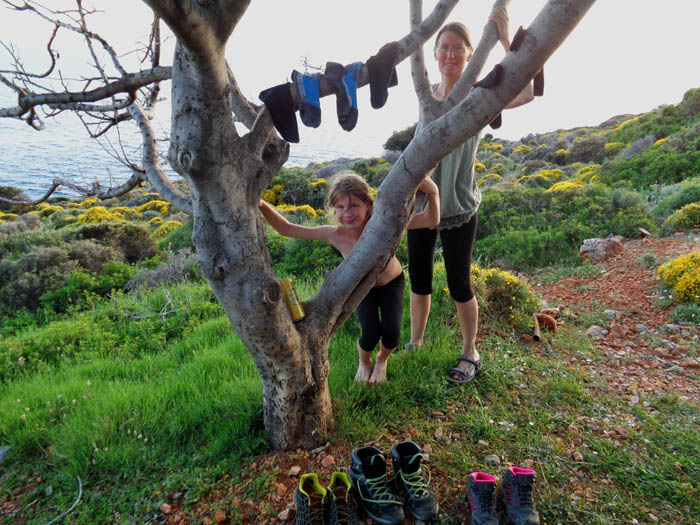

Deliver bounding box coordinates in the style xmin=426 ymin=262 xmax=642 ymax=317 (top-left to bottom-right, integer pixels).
xmin=536 ymin=235 xmax=700 ymax=400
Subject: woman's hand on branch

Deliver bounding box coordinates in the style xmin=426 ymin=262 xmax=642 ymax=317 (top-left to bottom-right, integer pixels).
xmin=416 ymin=175 xmax=438 ymax=196
xmin=488 ymin=6 xmax=510 ymax=52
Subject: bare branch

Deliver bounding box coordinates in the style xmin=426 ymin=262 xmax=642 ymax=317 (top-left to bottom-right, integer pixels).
xmin=226 ymin=61 xmax=259 ymax=129
xmin=0 ymin=67 xmax=171 ymax=119
xmin=409 ymin=0 xmax=437 ymax=118
xmin=128 ymin=102 xmax=193 ymax=215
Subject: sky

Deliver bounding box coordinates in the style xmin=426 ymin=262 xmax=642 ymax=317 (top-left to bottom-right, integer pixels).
xmin=2 ymin=1 xmax=700 ymax=155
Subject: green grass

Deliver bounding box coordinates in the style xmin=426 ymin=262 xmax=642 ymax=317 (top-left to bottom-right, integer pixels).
xmin=1 ymin=269 xmax=699 ymax=523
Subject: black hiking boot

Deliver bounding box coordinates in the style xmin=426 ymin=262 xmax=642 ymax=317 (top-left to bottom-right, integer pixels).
xmin=466 ymin=471 xmax=498 ymax=525
xmin=502 ymin=467 xmax=540 ymax=524
xmin=348 ymin=446 xmax=404 ymax=524
xmin=293 ymin=473 xmax=327 ymax=525
xmin=325 ymin=471 xmax=361 ymax=525
xmin=390 ymin=440 xmax=439 ymax=521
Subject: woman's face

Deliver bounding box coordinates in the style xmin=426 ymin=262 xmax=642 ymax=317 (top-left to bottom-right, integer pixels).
xmin=434 ymin=30 xmax=471 ymax=80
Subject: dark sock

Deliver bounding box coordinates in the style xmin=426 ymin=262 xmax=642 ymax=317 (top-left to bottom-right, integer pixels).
xmin=291 ymin=70 xmax=321 ymax=128
xmin=258 ymin=83 xmax=299 ymax=143
xmin=366 ymin=41 xmax=399 ymax=109
xmin=510 ymin=26 xmax=526 ymax=51
xmin=533 ymin=68 xmax=544 ymax=96
xmin=489 ymin=113 xmax=502 ymax=129
xmin=324 ymin=61 xmax=352 ymax=128
xmin=475 ymin=64 xmax=504 ymax=89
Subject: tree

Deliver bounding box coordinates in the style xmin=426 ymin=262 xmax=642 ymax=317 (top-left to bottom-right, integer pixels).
xmin=0 ymin=0 xmax=595 ymax=449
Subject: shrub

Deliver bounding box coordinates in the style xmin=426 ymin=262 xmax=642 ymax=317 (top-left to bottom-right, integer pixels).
xmin=599 ymin=148 xmax=700 ymax=189
xmin=75 ymin=206 xmax=126 ymax=224
xmin=472 ymin=265 xmax=540 ymax=331
xmin=513 ymin=144 xmax=532 ymax=155
xmin=157 ymin=215 xmax=194 ymax=252
xmin=604 ymin=142 xmax=626 ymax=157
xmin=0 ymin=185 xmax=29 ymax=211
xmin=679 ymin=87 xmax=700 ymax=120
xmin=609 ymin=104 xmax=687 ymax=144
xmin=477 ymin=173 xmax=501 ymax=188
xmin=136 ymin=199 xmax=171 ymax=216
xmin=383 ymin=123 xmax=417 ymax=152
xmin=479 ymin=141 xmax=504 ymax=152
xmin=351 ymin=158 xmax=391 ymax=188
xmin=153 ymin=220 xmax=184 ymax=239
xmin=569 ymin=134 xmax=606 ymax=163
xmin=271 ymin=167 xmax=327 ymax=209
xmin=651 ymin=179 xmax=700 ymax=219
xmin=125 ymin=249 xmax=200 ymax=291
xmin=0 ymin=213 xmax=42 ymax=234
xmin=0 ymin=211 xmax=19 ymax=222
xmin=663 ymin=203 xmax=700 ymax=232
xmin=267 ymin=230 xmax=342 ymax=278
xmin=69 ymin=221 xmax=158 ymax=263
xmin=657 ymin=252 xmax=700 ymax=303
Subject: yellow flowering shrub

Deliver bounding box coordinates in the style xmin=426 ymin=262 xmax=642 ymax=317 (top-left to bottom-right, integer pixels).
xmin=153 ymin=220 xmax=183 ymax=239
xmin=604 ymin=142 xmax=626 ymax=156
xmin=664 ymin=203 xmax=700 ymax=231
xmin=546 ymin=179 xmax=585 ymax=193
xmin=275 ymin=204 xmax=321 ymax=220
xmin=70 ymin=196 xmax=99 ymax=208
xmin=657 ymin=252 xmax=700 ymax=303
xmin=35 ymin=204 xmax=64 ymax=217
xmin=613 ymin=116 xmax=639 ymax=133
xmin=573 ymin=163 xmax=600 ymax=182
xmin=136 ymin=200 xmax=170 ymax=216
xmin=149 ymin=216 xmax=164 ymax=226
xmin=654 ymin=137 xmax=669 ymax=147
xmin=475 ymin=161 xmax=487 ymax=173
xmin=262 ymin=184 xmax=284 ymax=205
xmin=0 ymin=211 xmax=19 ymax=222
xmin=517 ymin=168 xmax=564 ymax=188
xmin=472 ymin=265 xmax=540 ymax=330
xmin=554 ymin=148 xmax=569 ymax=159
xmin=110 ymin=207 xmax=142 ymax=220
xmin=75 ymin=206 xmax=126 ymax=224
xmin=477 ymin=173 xmax=501 ymax=188
xmin=513 ymin=144 xmax=532 ymax=154
xmin=480 ymin=142 xmax=504 ymax=152
xmin=310 ymin=178 xmax=327 ymax=188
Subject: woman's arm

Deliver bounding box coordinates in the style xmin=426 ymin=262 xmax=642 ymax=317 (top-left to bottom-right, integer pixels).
xmin=489 ymin=6 xmax=535 ymax=110
xmin=407 ymin=177 xmax=441 ymax=230
xmin=259 ymin=200 xmax=335 ymax=241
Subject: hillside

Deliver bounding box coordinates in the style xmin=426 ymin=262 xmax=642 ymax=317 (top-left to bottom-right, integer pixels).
xmin=1 ymin=88 xmax=699 ymax=523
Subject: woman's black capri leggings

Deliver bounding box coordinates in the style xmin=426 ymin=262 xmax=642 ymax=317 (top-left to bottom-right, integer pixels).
xmin=407 ymin=213 xmax=478 ymax=303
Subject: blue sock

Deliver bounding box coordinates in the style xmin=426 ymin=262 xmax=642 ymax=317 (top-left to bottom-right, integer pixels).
xmin=339 ymin=61 xmax=361 ymax=131
xmin=291 ymin=70 xmax=321 ymax=128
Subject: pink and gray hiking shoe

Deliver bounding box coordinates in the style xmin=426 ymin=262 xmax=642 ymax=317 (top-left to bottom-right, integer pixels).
xmin=502 ymin=467 xmax=540 ymax=524
xmin=466 ymin=472 xmax=498 ymax=525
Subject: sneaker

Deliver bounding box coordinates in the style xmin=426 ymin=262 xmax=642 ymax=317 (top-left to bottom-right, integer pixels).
xmin=293 ymin=473 xmax=327 ymax=525
xmin=348 ymin=446 xmax=404 ymax=524
xmin=502 ymin=467 xmax=540 ymax=524
xmin=466 ymin=472 xmax=498 ymax=525
xmin=326 ymin=471 xmax=361 ymax=525
xmin=390 ymin=441 xmax=439 ymax=521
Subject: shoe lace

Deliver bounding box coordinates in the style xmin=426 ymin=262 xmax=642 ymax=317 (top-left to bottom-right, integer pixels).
xmin=400 ymin=454 xmax=431 ymax=499
xmin=518 ymin=481 xmax=534 ymax=508
xmin=472 ymin=488 xmax=495 ymax=514
xmin=331 ymin=488 xmax=355 ymax=524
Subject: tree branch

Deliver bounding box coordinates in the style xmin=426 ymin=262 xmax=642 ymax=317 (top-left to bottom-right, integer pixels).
xmin=409 ymin=0 xmax=438 ymax=119
xmin=128 ymin=103 xmax=193 ymax=214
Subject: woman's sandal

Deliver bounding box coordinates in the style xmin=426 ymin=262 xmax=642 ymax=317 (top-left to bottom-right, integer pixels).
xmin=446 ymin=355 xmax=482 ymax=384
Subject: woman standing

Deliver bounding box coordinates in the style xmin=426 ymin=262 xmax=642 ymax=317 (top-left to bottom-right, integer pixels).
xmin=406 ymin=8 xmax=533 ymax=384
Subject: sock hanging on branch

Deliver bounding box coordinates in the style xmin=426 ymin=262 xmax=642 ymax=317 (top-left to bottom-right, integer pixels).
xmin=533 ymin=68 xmax=545 ymax=96
xmin=291 ymin=70 xmax=322 ymax=128
xmin=258 ymin=83 xmax=299 ymax=143
xmin=475 ymin=64 xmax=503 ymax=89
xmin=489 ymin=113 xmax=502 ymax=129
xmin=510 ymin=26 xmax=526 ymax=51
xmin=366 ymin=41 xmax=399 ymax=109
xmin=325 ymin=61 xmax=361 ymax=131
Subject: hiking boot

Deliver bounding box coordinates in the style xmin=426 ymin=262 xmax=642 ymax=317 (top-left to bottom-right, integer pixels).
xmin=390 ymin=441 xmax=439 ymax=521
xmin=293 ymin=473 xmax=327 ymax=525
xmin=502 ymin=467 xmax=540 ymax=524
xmin=348 ymin=446 xmax=404 ymax=524
xmin=325 ymin=471 xmax=361 ymax=525
xmin=466 ymin=472 xmax=498 ymax=525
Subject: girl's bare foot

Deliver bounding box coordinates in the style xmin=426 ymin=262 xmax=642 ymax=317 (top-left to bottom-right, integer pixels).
xmin=355 ymin=362 xmax=371 ymax=383
xmin=368 ymin=358 xmax=388 ymax=385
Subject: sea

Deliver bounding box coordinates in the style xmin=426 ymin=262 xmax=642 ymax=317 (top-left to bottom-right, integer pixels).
xmin=0 ymin=96 xmax=389 ymax=200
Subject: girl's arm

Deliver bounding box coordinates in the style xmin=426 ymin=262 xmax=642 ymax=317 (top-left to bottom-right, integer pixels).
xmin=259 ymin=200 xmax=335 ymax=241
xmin=407 ymin=177 xmax=441 ymax=230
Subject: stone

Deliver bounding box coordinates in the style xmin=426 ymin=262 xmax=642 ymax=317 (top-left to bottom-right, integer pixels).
xmin=214 ymin=509 xmax=227 ymax=523
xmin=288 ymin=465 xmax=301 ymax=476
xmin=579 ymin=237 xmax=623 ymax=262
xmin=634 ymin=324 xmax=648 ymax=334
xmin=321 ymin=454 xmax=335 ymax=467
xmin=159 ymin=503 xmax=173 ymax=515
xmin=278 ymin=508 xmax=291 ymax=521
xmin=572 ymin=451 xmax=584 ymax=462
xmin=586 ymin=325 xmax=606 ymax=339
xmin=604 ymin=309 xmax=617 ymax=320
xmin=484 ymin=454 xmax=501 ymax=465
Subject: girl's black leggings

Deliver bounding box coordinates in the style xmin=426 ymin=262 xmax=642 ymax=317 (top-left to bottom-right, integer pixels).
xmin=356 ymin=273 xmax=405 ymax=352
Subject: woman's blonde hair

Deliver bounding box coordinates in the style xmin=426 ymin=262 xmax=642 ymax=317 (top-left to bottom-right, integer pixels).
xmin=326 ymin=171 xmax=374 ymax=217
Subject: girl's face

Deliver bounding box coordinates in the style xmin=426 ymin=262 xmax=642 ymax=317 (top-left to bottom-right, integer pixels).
xmin=434 ymin=31 xmax=471 ymax=80
xmin=333 ymin=193 xmax=371 ymax=232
